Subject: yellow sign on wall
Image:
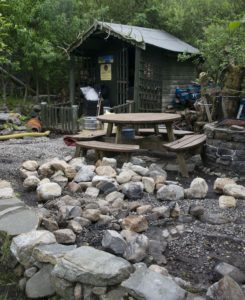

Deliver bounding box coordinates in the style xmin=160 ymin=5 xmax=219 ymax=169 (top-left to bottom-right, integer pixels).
xmin=100 ymin=64 xmax=112 ymax=81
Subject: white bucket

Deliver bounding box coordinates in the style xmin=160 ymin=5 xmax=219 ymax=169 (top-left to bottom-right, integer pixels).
xmin=103 ymin=106 xmax=111 ymax=114
xmin=83 ymin=116 xmax=101 ymax=130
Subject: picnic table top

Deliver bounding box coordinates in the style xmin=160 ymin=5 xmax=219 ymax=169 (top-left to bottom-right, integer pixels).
xmin=97 ymin=113 xmax=181 ymax=124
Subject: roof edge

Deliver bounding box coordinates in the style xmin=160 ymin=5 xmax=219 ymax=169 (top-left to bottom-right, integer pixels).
xmin=68 ymin=21 xmax=146 ymax=54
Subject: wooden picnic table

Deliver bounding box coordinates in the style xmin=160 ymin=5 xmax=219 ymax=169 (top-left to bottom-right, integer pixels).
xmin=97 ymin=113 xmax=181 ymax=143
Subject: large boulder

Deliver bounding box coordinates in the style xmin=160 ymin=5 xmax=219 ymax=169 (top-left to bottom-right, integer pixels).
xmin=121 ymin=267 xmax=186 ymax=300
xmin=206 ymin=275 xmax=245 ymax=300
xmin=10 ymin=230 xmax=56 ymax=267
xmin=0 ymin=206 xmax=39 ymax=236
xmin=52 ymin=246 xmax=133 ymax=286
xmin=214 ymin=262 xmax=245 ymax=284
xmin=37 ymin=182 xmax=62 ymax=201
xmin=157 ymin=184 xmax=184 ymax=201
xmin=25 ymin=264 xmax=55 ymax=299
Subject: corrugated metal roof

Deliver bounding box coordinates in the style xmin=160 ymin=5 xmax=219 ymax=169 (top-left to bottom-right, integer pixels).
xmin=69 ymin=21 xmax=199 ymax=54
xmin=97 ymin=21 xmax=199 ymax=53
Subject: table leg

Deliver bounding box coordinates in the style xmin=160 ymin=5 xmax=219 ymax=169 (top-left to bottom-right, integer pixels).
xmin=116 ymin=125 xmax=122 ymax=144
xmin=165 ymin=123 xmax=175 ymax=141
xmin=154 ymin=124 xmax=159 ymax=135
xmin=106 ymin=123 xmax=113 ymax=136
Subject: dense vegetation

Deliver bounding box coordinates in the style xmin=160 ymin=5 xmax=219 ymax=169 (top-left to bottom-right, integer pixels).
xmin=0 ymin=0 xmax=244 ymax=101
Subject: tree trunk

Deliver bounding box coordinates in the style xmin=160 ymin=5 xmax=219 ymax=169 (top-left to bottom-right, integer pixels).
xmin=36 ymin=73 xmax=39 ymax=103
xmin=221 ymin=65 xmax=245 ymax=118
xmin=0 ymin=66 xmax=36 ymax=95
xmin=47 ymin=80 xmax=50 ymax=103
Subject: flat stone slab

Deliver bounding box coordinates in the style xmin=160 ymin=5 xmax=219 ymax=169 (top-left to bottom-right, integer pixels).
xmin=52 ymin=246 xmax=133 ymax=286
xmin=0 ymin=206 xmax=39 ymax=235
xmin=121 ymin=268 xmax=186 ymax=300
xmin=0 ymin=197 xmax=24 ymax=207
xmin=33 ymin=243 xmax=77 ymax=265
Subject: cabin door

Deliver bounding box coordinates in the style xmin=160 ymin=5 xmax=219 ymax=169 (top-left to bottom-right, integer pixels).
xmin=116 ymin=48 xmax=128 ymax=105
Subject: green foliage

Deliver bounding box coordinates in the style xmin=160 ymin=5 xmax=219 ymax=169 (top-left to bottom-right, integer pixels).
xmin=0 ymin=232 xmax=11 ymax=266
xmin=0 ymin=0 xmax=244 ymax=94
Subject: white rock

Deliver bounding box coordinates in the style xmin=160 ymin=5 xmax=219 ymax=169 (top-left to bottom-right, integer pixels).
xmin=85 ymin=187 xmax=100 ymax=198
xmin=23 ymin=176 xmax=40 ymax=190
xmin=69 ymin=157 xmax=86 ymax=171
xmin=38 ymin=178 xmax=50 ymax=186
xmin=189 ymin=177 xmax=208 ymax=198
xmin=223 ymin=184 xmax=245 ymax=199
xmin=20 ymin=167 xmax=39 ymax=179
xmin=157 ymin=184 xmax=184 ymax=201
xmin=101 ymin=157 xmax=117 ymax=169
xmin=214 ymin=178 xmax=236 ymax=194
xmin=219 ymin=196 xmax=236 ymax=209
xmin=22 ymin=160 xmax=39 ymax=171
xmin=0 ymin=180 xmax=14 ymax=198
xmin=37 ymin=182 xmax=62 ymax=201
xmin=116 ymin=170 xmax=136 ymax=184
xmin=82 ymin=209 xmax=101 ymax=222
xmin=142 ymin=177 xmax=155 ymax=193
xmin=105 ymin=191 xmax=125 ymax=203
xmin=130 ymin=165 xmax=149 ymax=176
xmin=51 ymin=174 xmax=68 ymax=189
xmin=96 ymin=166 xmax=117 ymax=177
xmin=136 ymin=205 xmax=152 ymax=215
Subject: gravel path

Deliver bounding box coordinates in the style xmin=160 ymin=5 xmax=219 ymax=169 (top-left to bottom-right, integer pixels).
xmin=0 ymin=136 xmax=244 ymax=291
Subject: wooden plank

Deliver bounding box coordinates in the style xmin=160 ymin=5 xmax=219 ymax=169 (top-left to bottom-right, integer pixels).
xmin=76 ymin=141 xmax=139 ymax=152
xmin=138 ymin=128 xmax=193 ymax=136
xmin=163 ymin=134 xmax=206 ymax=151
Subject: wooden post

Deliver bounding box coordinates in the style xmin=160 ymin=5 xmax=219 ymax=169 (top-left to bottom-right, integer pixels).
xmin=176 ymin=153 xmax=189 ymax=177
xmin=69 ymin=55 xmax=75 ymax=105
xmin=72 ymin=105 xmax=78 ymax=134
xmin=133 ymin=48 xmax=141 ymax=112
xmin=165 ymin=123 xmax=175 ymax=141
xmin=40 ymin=102 xmax=47 ymax=129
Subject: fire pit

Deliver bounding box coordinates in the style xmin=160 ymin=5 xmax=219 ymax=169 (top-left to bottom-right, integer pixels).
xmin=204 ymin=120 xmax=245 ymax=175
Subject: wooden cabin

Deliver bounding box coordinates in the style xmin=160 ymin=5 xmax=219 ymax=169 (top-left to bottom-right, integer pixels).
xmin=68 ymin=21 xmax=199 ymax=112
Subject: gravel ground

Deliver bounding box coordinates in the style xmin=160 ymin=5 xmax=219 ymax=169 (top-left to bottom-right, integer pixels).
xmin=0 ymin=136 xmax=244 ymax=292
xmin=0 ymin=136 xmax=73 ymax=204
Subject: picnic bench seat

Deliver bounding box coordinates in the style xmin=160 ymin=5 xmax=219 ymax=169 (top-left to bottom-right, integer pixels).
xmin=64 ymin=130 xmax=106 ymax=146
xmin=138 ymin=128 xmax=193 ymax=137
xmin=75 ymin=140 xmax=139 ymax=161
xmin=162 ymin=134 xmax=207 ymax=177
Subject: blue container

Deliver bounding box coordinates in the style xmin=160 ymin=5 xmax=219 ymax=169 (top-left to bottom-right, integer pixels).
xmin=122 ymin=128 xmax=135 ymax=139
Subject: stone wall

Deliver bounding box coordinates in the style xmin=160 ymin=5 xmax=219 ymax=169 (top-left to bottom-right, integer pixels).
xmin=204 ymin=123 xmax=245 ymax=174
